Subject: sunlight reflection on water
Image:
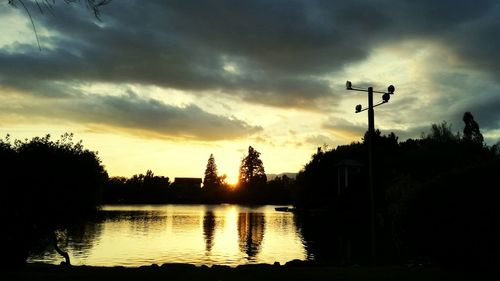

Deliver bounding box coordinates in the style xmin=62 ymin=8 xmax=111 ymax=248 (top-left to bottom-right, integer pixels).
xmin=28 ymin=204 xmax=307 ymax=267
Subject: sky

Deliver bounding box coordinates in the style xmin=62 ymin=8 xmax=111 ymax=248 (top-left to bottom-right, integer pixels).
xmin=1 ymin=0 xmax=500 ymax=183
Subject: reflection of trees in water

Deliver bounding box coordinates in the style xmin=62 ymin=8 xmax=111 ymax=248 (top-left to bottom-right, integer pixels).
xmin=64 ymin=220 xmax=103 ymax=254
xmin=29 ymin=219 xmax=104 ymax=262
xmin=171 ymin=214 xmax=200 ymax=233
xmin=294 ymin=213 xmax=333 ymax=262
xmin=294 ymin=211 xmax=369 ymax=265
xmin=104 ymin=210 xmax=166 ymax=234
xmin=238 ymin=212 xmax=265 ymax=259
xmin=203 ymin=211 xmax=216 ymax=253
xmin=266 ymin=214 xmax=292 ymax=235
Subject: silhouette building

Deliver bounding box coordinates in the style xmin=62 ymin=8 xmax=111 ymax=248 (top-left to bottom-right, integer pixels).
xmin=172 ymin=177 xmax=202 ymax=189
xmin=171 ymin=177 xmax=202 ymax=201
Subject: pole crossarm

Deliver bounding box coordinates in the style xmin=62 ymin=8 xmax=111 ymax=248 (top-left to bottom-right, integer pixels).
xmin=346 ymin=81 xmax=395 ymax=95
xmin=346 ymin=81 xmax=395 ymax=114
xmin=355 ymin=100 xmax=388 ymax=113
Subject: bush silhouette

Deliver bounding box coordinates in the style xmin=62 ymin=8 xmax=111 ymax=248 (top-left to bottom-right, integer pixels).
xmin=0 ymin=133 xmax=107 ymax=266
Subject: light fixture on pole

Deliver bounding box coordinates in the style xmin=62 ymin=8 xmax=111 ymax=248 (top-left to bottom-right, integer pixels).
xmin=345 ymin=80 xmax=395 ymax=264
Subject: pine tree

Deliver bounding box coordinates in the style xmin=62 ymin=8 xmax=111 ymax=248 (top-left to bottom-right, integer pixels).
xmin=238 ymin=146 xmax=266 ymax=188
xmin=463 ymin=112 xmax=484 ymax=145
xmin=203 ymin=154 xmax=219 ymax=189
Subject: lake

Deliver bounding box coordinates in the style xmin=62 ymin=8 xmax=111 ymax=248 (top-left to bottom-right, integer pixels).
xmin=28 ymin=204 xmax=308 ymax=267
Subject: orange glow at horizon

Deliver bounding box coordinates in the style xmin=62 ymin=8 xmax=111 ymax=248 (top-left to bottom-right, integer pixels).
xmin=224 ymin=174 xmax=239 ymax=187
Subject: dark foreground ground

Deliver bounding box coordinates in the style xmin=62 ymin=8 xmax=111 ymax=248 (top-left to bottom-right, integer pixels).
xmin=2 ymin=263 xmax=498 ymax=281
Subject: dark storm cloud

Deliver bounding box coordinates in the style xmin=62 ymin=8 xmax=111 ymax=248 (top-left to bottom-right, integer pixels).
xmin=2 ymin=0 xmax=500 ymax=111
xmin=80 ymin=92 xmax=263 ymax=140
xmin=424 ymin=69 xmax=500 ymax=133
xmin=323 ymin=117 xmax=431 ymax=142
xmin=322 ymin=117 xmax=366 ymax=138
xmin=0 ymin=90 xmax=262 ymax=140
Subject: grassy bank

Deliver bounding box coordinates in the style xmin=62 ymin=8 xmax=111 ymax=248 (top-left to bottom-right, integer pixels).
xmin=2 ymin=263 xmax=497 ymax=281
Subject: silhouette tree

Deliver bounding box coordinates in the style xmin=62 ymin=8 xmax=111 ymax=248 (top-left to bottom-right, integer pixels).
xmin=103 ymin=170 xmax=170 ymax=204
xmin=238 ymin=146 xmax=266 ymax=188
xmin=462 ymin=111 xmax=484 ymax=146
xmin=0 ymin=133 xmax=107 ymax=266
xmin=203 ymin=154 xmax=220 ymax=190
xmin=426 ymin=121 xmax=459 ymax=143
xmin=295 ymin=114 xmax=500 ymax=265
xmin=265 ymin=175 xmax=294 ymax=204
xmin=218 ymin=174 xmax=229 ymax=188
xmin=491 ymin=141 xmax=500 ymax=156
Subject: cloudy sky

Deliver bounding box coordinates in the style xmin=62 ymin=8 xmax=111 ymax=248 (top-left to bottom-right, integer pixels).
xmin=2 ymin=0 xmax=500 ymax=182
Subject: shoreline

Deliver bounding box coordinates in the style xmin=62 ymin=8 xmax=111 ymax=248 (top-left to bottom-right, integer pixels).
xmin=3 ymin=262 xmax=496 ymax=281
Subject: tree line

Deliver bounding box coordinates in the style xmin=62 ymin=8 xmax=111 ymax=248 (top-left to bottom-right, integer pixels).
xmin=294 ymin=112 xmax=500 ymax=267
xmin=2 ymin=111 xmax=499 ymax=267
xmin=102 ymin=146 xmax=293 ymax=205
xmin=0 ymin=134 xmax=284 ymax=265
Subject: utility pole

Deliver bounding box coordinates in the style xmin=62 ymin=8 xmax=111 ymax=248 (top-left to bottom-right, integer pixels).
xmin=346 ymin=81 xmax=395 ymax=264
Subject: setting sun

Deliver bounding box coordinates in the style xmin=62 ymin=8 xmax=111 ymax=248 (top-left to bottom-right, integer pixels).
xmin=224 ymin=174 xmax=239 ymax=187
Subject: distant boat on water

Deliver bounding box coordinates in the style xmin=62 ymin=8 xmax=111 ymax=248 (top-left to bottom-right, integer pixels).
xmin=275 ymin=206 xmax=296 ymax=212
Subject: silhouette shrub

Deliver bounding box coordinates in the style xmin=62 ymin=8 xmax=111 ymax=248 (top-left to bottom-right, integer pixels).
xmin=0 ymin=133 xmax=107 ymax=266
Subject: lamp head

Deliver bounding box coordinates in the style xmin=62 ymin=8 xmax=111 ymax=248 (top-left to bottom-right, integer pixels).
xmin=388 ymin=85 xmax=395 ymax=94
xmin=355 ymin=104 xmax=362 ymax=113
xmin=382 ymin=93 xmax=390 ymax=102
xmin=346 ymin=81 xmax=352 ymax=90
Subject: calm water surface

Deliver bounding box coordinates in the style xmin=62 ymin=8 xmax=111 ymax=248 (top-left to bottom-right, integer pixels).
xmin=28 ymin=204 xmax=307 ymax=267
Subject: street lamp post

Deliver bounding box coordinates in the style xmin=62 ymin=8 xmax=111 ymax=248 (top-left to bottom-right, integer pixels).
xmin=346 ymin=81 xmax=395 ymax=264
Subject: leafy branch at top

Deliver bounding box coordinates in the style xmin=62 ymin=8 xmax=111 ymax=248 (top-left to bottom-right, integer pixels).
xmin=7 ymin=0 xmax=112 ymax=51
